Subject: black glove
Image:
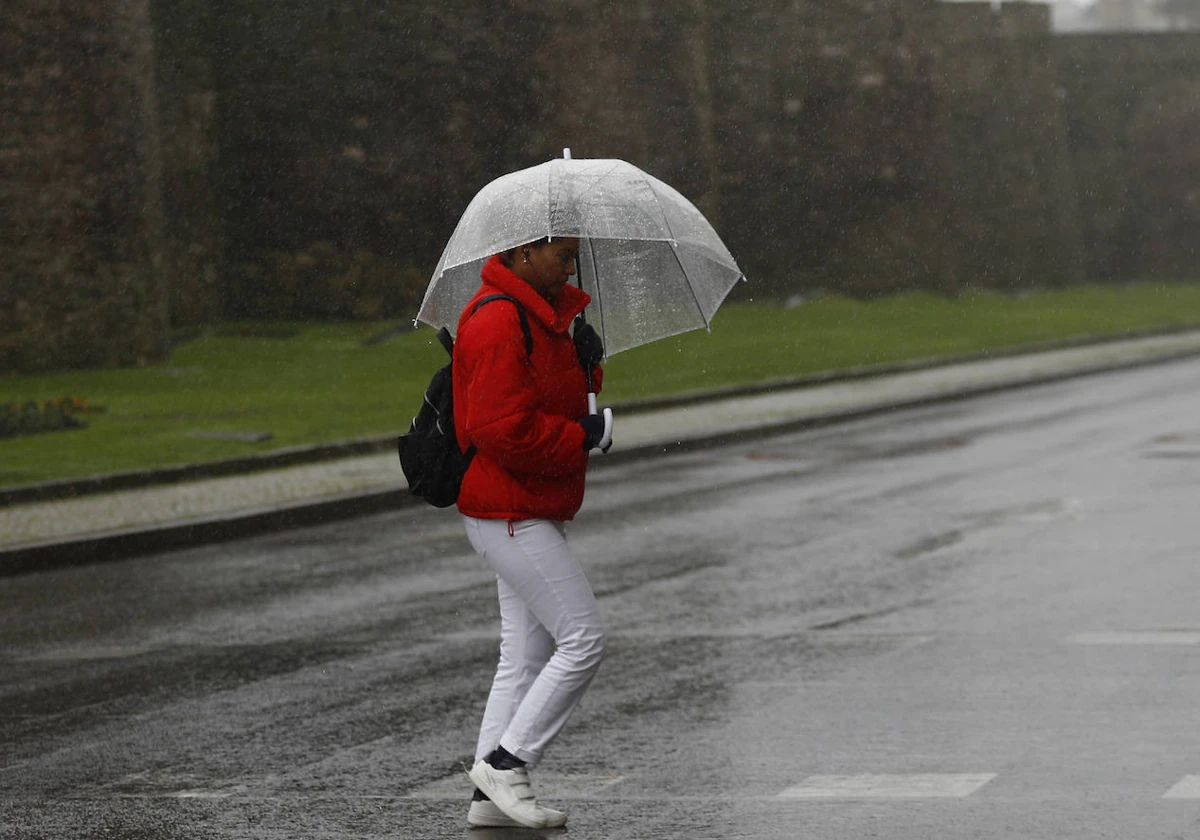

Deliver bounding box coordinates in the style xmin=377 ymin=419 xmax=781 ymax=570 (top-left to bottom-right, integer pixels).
xmin=573 ymin=320 xmax=604 ymax=369
xmin=579 ymin=414 xmax=605 ymax=452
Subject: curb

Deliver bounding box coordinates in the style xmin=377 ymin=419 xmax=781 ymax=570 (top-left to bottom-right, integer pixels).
xmin=0 ymin=438 xmax=397 ymax=509
xmin=4 ymin=334 xmax=1200 ymax=578
xmin=0 ymin=489 xmax=410 ymax=578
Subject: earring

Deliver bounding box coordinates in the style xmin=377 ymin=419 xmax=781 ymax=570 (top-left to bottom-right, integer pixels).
xmin=522 ymin=250 xmax=530 ymax=263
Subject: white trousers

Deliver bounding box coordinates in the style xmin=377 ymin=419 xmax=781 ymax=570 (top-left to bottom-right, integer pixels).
xmin=463 ymin=516 xmax=606 ymax=767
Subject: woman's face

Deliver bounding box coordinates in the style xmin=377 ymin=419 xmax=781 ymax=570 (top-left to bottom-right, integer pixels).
xmin=517 ymin=238 xmax=580 ymax=304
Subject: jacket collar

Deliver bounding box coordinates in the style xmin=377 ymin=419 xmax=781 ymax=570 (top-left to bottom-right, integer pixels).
xmin=480 ymin=255 xmax=591 ymax=334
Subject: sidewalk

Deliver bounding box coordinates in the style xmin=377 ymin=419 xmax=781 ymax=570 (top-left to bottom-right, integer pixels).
xmin=4 ymin=328 xmax=1200 ymax=576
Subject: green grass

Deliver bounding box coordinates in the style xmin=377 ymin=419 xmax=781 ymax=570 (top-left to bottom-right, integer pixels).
xmin=2 ymin=282 xmax=1199 ymax=488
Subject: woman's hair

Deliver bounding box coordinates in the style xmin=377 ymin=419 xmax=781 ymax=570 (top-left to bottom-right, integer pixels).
xmin=497 ymin=237 xmax=567 ymax=267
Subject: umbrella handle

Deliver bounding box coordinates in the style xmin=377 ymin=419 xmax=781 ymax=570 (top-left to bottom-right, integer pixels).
xmin=587 ymin=395 xmax=614 ymax=451
xmin=598 ymin=406 xmax=614 ymax=453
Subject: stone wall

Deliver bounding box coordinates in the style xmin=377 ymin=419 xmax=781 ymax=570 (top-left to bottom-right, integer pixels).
xmin=0 ymin=0 xmax=168 ymax=373
xmin=1056 ymin=33 xmax=1200 ymax=280
xmin=527 ymin=0 xmax=722 ymax=221
xmin=152 ymin=0 xmax=226 ymax=325
xmin=207 ymin=0 xmax=972 ymax=300
xmin=930 ymin=1 xmax=1087 ymax=291
xmin=707 ymin=0 xmax=957 ymax=296
xmin=204 ymin=0 xmax=1087 ymax=300
xmin=211 ymin=0 xmax=540 ymax=286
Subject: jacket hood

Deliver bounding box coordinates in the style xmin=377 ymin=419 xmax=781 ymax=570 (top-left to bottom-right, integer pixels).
xmin=480 ymin=255 xmax=591 ymax=334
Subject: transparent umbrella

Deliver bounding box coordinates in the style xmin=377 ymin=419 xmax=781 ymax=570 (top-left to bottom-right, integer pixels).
xmin=416 ymin=153 xmax=747 ymax=357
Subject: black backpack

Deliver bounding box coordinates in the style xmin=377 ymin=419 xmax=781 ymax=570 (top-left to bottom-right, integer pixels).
xmin=397 ymin=294 xmax=532 ymax=508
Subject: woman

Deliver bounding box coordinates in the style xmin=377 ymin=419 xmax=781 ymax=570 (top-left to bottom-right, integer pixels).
xmin=453 ymin=236 xmax=609 ymax=830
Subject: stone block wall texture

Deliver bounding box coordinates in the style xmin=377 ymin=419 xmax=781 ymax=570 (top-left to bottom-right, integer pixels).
xmin=0 ymin=0 xmax=168 ymax=373
xmin=202 ymin=0 xmax=1089 ymax=300
xmin=202 ymin=0 xmax=963 ymax=299
xmin=211 ymin=0 xmax=541 ymax=291
xmin=152 ymin=0 xmax=225 ymax=325
xmin=929 ymin=1 xmax=1087 ymax=291
xmin=1055 ymin=33 xmax=1200 ymax=280
xmin=705 ymin=0 xmax=957 ymax=296
xmin=526 ymin=0 xmax=722 ymax=226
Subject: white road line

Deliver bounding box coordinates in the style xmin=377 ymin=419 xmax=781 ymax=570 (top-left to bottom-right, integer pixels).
xmin=1163 ymin=776 xmax=1200 ymax=799
xmin=1067 ymin=631 xmax=1200 ymax=646
xmin=778 ymin=773 xmax=997 ymax=799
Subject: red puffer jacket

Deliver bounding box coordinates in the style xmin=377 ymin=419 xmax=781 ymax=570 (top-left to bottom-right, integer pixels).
xmin=453 ymin=256 xmax=603 ymax=522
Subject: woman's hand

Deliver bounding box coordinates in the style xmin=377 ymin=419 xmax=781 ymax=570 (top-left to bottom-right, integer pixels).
xmin=573 ymin=321 xmax=604 ymax=369
xmin=579 ymin=414 xmax=605 ymax=451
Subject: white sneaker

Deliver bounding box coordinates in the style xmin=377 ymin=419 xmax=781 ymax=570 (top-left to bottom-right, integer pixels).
xmin=467 ymin=798 xmax=568 ymax=829
xmin=467 ymin=760 xmax=548 ymax=829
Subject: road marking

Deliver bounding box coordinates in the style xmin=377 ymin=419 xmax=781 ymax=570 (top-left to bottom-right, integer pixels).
xmin=778 ymin=774 xmax=996 ymax=799
xmin=1164 ymin=776 xmax=1200 ymax=799
xmin=1067 ymin=631 xmax=1200 ymax=646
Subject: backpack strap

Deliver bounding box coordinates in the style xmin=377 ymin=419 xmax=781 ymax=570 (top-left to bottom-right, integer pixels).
xmin=470 ymin=294 xmax=533 ymax=357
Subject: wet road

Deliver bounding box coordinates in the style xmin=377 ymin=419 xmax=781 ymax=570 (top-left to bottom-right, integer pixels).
xmin=3 ymin=357 xmax=1200 ymax=840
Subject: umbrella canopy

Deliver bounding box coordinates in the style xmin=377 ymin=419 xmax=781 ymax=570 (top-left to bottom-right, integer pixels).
xmin=417 ymin=157 xmax=745 ymax=357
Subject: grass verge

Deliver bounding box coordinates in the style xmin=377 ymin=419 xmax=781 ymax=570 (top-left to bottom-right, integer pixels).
xmin=1 ymin=282 xmax=1198 ymax=488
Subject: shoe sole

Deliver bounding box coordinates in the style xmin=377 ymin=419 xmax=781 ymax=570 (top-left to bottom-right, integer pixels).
xmin=468 ymin=812 xmax=521 ymax=828
xmin=463 ymin=806 xmax=566 ymax=825
xmin=466 ymin=763 xmax=549 ymax=830
xmin=468 ymin=807 xmax=568 ymax=829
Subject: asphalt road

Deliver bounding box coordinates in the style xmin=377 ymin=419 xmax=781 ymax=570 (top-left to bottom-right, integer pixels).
xmin=3 ymin=356 xmax=1200 ymax=840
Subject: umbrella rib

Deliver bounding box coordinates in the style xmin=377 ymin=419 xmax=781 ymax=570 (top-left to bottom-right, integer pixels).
xmin=586 ymin=238 xmax=606 ymax=355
